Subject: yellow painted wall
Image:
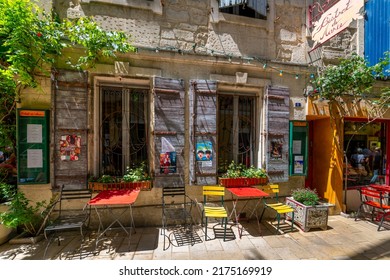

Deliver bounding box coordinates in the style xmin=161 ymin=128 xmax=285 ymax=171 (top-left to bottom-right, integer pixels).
xmin=312 ymin=118 xmax=343 ymax=214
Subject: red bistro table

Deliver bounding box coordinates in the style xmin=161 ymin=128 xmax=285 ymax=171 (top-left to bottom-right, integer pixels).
xmin=88 ymin=189 xmax=140 ymax=249
xmin=226 ymin=186 xmax=269 ymax=238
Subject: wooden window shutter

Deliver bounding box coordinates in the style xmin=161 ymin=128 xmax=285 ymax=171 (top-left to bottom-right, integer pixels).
xmin=152 ymin=77 xmax=185 ymax=188
xmin=189 ymin=80 xmax=218 ymax=185
xmin=264 ymin=86 xmax=290 ymax=182
xmin=52 ymin=69 xmax=89 ymax=189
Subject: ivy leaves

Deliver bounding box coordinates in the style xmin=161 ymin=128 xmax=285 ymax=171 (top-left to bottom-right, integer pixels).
xmin=0 ymin=0 xmax=134 ymax=150
xmin=0 ymin=0 xmax=134 ymax=88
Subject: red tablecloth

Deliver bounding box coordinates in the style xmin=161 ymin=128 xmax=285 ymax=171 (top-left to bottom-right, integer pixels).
xmin=226 ymin=187 xmax=269 ymax=198
xmin=88 ymin=189 xmax=140 ymax=206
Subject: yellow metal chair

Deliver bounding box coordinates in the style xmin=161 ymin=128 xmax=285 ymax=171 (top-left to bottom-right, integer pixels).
xmin=202 ymin=185 xmax=229 ymax=241
xmin=259 ymin=184 xmax=295 ymax=233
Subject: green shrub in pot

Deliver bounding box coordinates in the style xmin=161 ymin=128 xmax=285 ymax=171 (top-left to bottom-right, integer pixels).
xmin=291 ymin=188 xmax=319 ymax=206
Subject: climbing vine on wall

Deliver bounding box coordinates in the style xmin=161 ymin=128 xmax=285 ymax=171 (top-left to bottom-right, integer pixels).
xmin=0 ymin=0 xmax=134 ymax=150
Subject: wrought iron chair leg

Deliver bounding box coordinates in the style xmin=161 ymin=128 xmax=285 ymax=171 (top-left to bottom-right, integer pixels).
xmin=205 ymin=217 xmax=208 ymax=241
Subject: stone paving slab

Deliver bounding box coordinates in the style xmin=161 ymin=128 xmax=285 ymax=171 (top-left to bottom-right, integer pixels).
xmin=0 ymin=215 xmax=389 ymax=260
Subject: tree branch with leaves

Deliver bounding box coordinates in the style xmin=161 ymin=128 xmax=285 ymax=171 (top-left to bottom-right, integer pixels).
xmin=0 ymin=0 xmax=135 ymax=150
xmin=310 ymin=52 xmax=390 ymax=153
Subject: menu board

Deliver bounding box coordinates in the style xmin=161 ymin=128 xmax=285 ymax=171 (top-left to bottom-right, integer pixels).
xmin=17 ymin=109 xmax=50 ymax=184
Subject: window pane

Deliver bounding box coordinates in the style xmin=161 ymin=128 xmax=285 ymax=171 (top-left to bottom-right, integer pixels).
xmin=218 ymin=95 xmax=234 ymax=171
xmin=238 ymin=96 xmax=254 ymax=167
xmin=101 ymin=87 xmax=148 ymax=176
xmin=102 ymin=87 xmax=123 ymax=176
xmin=218 ymin=95 xmax=255 ymax=174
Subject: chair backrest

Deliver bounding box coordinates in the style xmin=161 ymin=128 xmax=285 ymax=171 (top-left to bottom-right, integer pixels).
xmin=162 ymin=186 xmax=187 ymax=206
xmin=58 ymin=185 xmax=92 ymax=216
xmin=260 ymin=184 xmax=280 ymax=201
xmin=360 ymin=187 xmax=386 ymax=208
xmin=202 ymin=185 xmax=225 ymax=205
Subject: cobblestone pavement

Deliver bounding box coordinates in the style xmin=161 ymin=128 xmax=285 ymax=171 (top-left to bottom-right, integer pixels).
xmin=0 ymin=215 xmax=389 ymax=260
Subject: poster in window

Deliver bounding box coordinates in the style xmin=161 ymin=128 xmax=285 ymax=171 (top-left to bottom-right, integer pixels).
xmin=294 ymin=155 xmax=304 ymax=174
xmin=27 ymin=149 xmax=43 ymax=168
xmin=27 ymin=124 xmax=42 ymax=143
xmin=293 ymin=140 xmax=302 ymax=154
xmin=196 ymin=141 xmax=213 ymax=161
xmin=60 ymin=135 xmax=81 ymax=161
xmin=160 ymin=151 xmax=177 ymax=174
xmin=270 ymin=141 xmax=283 ymax=159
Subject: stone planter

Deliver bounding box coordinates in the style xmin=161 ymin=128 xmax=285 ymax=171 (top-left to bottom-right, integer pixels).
xmin=88 ymin=181 xmax=152 ymax=192
xmin=0 ymin=203 xmax=16 ymax=245
xmin=285 ymin=197 xmax=333 ymax=232
xmin=219 ymin=177 xmax=268 ymax=187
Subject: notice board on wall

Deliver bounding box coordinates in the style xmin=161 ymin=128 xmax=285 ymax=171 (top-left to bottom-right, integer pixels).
xmin=17 ymin=109 xmax=50 ymax=184
xmin=289 ymin=121 xmax=308 ymax=176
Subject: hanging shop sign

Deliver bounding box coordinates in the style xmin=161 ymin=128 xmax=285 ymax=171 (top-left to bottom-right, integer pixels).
xmin=311 ymin=0 xmax=363 ymax=48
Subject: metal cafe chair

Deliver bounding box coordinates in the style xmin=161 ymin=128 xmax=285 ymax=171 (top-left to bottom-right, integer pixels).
xmin=43 ymin=185 xmax=92 ymax=258
xmin=259 ymin=184 xmax=295 ymax=234
xmin=161 ymin=185 xmax=196 ymax=250
xmin=201 ymin=185 xmax=229 ymax=241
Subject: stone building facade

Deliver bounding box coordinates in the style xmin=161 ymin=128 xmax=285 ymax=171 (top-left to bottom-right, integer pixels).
xmin=19 ymin=0 xmax=323 ymax=226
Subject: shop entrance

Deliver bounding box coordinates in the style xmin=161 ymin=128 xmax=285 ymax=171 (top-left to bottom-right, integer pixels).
xmin=344 ymin=120 xmax=387 ymax=188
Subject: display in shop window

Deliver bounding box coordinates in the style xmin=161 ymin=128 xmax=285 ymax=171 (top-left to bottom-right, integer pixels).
xmin=294 ymin=155 xmax=304 ymax=174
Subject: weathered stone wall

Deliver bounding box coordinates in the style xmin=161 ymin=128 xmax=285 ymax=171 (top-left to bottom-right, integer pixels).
xmin=55 ymin=0 xmax=310 ymax=64
xmin=22 ymin=0 xmax=313 ymax=225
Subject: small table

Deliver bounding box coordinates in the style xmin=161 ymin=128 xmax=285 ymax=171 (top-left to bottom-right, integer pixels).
xmin=226 ymin=186 xmax=269 ymax=238
xmin=88 ymin=189 xmax=140 ymax=249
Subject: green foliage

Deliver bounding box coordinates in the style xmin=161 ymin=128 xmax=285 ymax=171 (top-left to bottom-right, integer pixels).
xmin=122 ymin=162 xmax=151 ymax=182
xmin=0 ymin=0 xmax=135 ymax=150
xmin=98 ymin=174 xmax=116 ymax=183
xmin=0 ymin=182 xmax=16 ymax=203
xmin=222 ymin=161 xmax=267 ymax=178
xmin=313 ymin=53 xmax=389 ymax=101
xmin=291 ymin=188 xmax=319 ymax=206
xmin=0 ymin=183 xmax=48 ymax=236
xmin=90 ymin=162 xmax=151 ymax=183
